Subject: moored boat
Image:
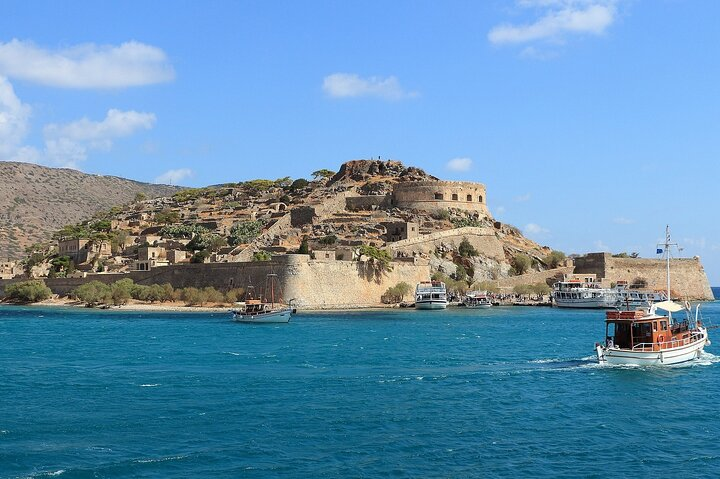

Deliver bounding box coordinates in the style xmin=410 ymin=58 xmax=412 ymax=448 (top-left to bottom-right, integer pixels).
xmin=415 ymin=280 xmax=448 ymax=310
xmin=595 ymin=226 xmax=710 ymax=366
xmin=464 ymin=291 xmax=492 ymax=309
xmin=231 ymin=273 xmax=295 ymax=323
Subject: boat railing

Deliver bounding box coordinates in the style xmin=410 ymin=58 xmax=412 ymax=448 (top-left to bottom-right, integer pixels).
xmin=630 ymin=331 xmax=705 ymax=351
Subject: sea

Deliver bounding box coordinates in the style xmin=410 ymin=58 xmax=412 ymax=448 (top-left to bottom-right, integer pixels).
xmin=2 ymin=301 xmax=720 ymax=478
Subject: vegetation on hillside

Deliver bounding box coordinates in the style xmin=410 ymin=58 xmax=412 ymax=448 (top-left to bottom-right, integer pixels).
xmin=3 ymin=280 xmax=52 ymax=303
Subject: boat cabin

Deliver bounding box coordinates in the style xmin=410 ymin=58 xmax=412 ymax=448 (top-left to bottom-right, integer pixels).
xmin=604 ymin=310 xmax=692 ymax=351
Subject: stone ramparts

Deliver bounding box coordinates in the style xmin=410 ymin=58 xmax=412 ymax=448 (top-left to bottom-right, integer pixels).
xmin=388 ymin=227 xmax=505 ymax=262
xmin=492 ymin=266 xmax=574 ymax=291
xmin=0 ymin=254 xmax=431 ymax=309
xmin=574 ymin=253 xmax=713 ymax=300
xmin=392 ymin=180 xmax=490 ymax=216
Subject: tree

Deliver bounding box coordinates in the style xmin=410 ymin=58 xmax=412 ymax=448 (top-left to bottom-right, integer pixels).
xmin=511 ymin=253 xmax=532 ymax=275
xmin=543 ymin=250 xmax=566 ymax=268
xmin=289 ymin=178 xmax=309 ymax=191
xmin=311 ymin=169 xmax=335 ymax=180
xmin=191 ymin=250 xmax=210 ymax=263
xmin=458 ymin=238 xmax=478 ymax=258
xmin=273 ymin=176 xmax=292 ymax=188
xmin=110 ymin=279 xmax=133 ymax=305
xmin=73 ymin=281 xmax=112 ymax=307
xmin=382 ymin=282 xmax=412 ymax=303
xmin=357 ymin=245 xmax=392 ymax=272
xmin=454 ymin=264 xmax=468 ymax=282
xmin=298 ymin=236 xmax=310 ymax=255
xmin=134 ymin=192 xmax=147 ymax=203
xmin=4 ymin=280 xmax=52 ymax=303
xmin=154 ymin=209 xmax=180 ymax=224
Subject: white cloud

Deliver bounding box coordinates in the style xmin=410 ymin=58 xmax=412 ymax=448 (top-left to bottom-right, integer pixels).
xmin=514 ymin=193 xmax=531 ymax=202
xmin=613 ymin=216 xmax=634 ymax=224
xmin=0 ymin=75 xmax=32 ymax=160
xmin=44 ymin=109 xmax=156 ymax=143
xmin=0 ymin=39 xmax=175 ymax=88
xmin=525 ymin=223 xmax=549 ymax=235
xmin=323 ymin=73 xmax=418 ymax=100
xmin=488 ymin=1 xmax=616 ymax=45
xmin=446 ymin=157 xmax=472 ymax=172
xmin=495 ymin=206 xmax=506 ymax=216
xmin=155 ymin=168 xmax=193 ymax=185
xmin=40 ymin=109 xmax=156 ymax=168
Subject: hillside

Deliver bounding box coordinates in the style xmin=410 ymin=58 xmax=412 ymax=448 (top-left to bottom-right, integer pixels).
xmin=20 ymin=158 xmax=555 ymax=286
xmin=0 ymin=162 xmax=181 ymax=260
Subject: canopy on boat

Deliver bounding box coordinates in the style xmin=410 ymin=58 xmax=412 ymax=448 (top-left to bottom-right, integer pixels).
xmin=654 ymin=300 xmax=684 ymax=312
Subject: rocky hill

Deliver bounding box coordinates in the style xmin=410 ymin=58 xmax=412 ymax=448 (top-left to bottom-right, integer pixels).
xmin=21 ymin=159 xmax=555 ymax=284
xmin=0 ymin=162 xmax=181 ymax=260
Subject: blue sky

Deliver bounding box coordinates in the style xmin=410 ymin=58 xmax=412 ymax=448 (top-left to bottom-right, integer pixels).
xmin=1 ymin=0 xmax=720 ymax=283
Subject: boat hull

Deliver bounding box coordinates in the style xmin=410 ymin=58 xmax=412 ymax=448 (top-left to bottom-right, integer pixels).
xmin=415 ymin=301 xmax=448 ymax=310
xmin=554 ymin=298 xmax=618 ymax=309
xmin=232 ymin=308 xmax=293 ymax=323
xmin=465 ymin=304 xmax=491 ymax=309
xmin=596 ymin=332 xmax=708 ymax=366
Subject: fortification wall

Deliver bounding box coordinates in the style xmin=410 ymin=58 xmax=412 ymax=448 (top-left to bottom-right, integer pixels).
xmin=388 ymin=227 xmax=505 ymax=262
xmin=0 ymin=254 xmax=431 ymax=309
xmin=574 ymin=253 xmax=713 ymax=300
xmin=392 ymin=181 xmax=490 ymax=216
xmin=492 ymin=266 xmax=575 ymax=291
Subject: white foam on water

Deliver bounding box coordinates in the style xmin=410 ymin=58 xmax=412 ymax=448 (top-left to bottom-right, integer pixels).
xmin=139 ymin=384 xmax=160 ymax=387
xmin=134 ymin=454 xmax=189 ymax=464
xmin=224 ymin=351 xmax=241 ymax=356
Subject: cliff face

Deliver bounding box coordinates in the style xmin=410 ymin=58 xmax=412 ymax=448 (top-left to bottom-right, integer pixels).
xmin=0 ymin=162 xmax=181 ymax=260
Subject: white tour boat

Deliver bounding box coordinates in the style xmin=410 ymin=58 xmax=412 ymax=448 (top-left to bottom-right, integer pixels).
xmin=552 ymin=280 xmax=619 ymax=308
xmin=595 ymin=226 xmax=710 ymax=366
xmin=231 ymin=273 xmax=295 ymax=323
xmin=415 ymin=281 xmax=448 ymax=310
xmin=463 ymin=291 xmax=492 ymax=309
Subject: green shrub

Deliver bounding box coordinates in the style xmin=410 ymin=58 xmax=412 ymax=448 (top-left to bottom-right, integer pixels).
xmin=511 ymin=254 xmax=532 ymax=275
xmin=289 ymin=178 xmax=309 ymax=191
xmin=73 ymin=281 xmax=112 ymax=306
xmin=229 ymin=220 xmax=266 ymax=246
xmin=4 ymin=280 xmax=52 ymax=303
xmin=458 ymin=238 xmax=478 ymax=258
xmin=225 ymin=287 xmax=245 ymax=303
xmin=431 ymin=209 xmax=450 ymax=221
xmin=357 ymin=245 xmax=392 ymax=272
xmin=382 ymin=281 xmax=413 ymax=303
xmin=319 ymin=235 xmax=337 ymax=245
xmin=252 ymin=251 xmax=272 ymax=261
xmin=543 ymin=250 xmax=566 ymax=268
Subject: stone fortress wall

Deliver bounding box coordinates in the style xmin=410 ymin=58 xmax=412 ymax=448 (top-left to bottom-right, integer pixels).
xmin=573 ymin=253 xmax=713 ymax=300
xmin=0 ymin=255 xmax=431 ymax=309
xmin=391 ymin=181 xmax=490 ymax=216
xmin=388 ymin=227 xmax=505 ymax=262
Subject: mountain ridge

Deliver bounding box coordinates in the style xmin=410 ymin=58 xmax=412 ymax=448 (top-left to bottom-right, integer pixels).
xmin=0 ymin=161 xmax=182 ymax=260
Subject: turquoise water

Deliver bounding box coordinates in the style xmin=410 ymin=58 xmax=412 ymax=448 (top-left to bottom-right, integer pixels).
xmin=2 ymin=304 xmax=720 ymax=478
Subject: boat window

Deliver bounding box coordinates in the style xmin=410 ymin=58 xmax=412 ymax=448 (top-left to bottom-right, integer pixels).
xmin=661 ymin=321 xmax=668 ymax=330
xmin=653 ymin=322 xmax=658 ymax=332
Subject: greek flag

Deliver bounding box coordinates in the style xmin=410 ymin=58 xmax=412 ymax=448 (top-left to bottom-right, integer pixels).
xmin=656 ymin=248 xmax=663 ymax=254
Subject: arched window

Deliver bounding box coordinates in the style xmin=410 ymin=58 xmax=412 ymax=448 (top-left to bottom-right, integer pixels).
xmin=434 ymin=193 xmax=443 ymax=200
xmin=478 ymin=195 xmax=483 ymax=203
xmin=452 ymin=193 xmax=458 ymax=201
xmin=466 ymin=194 xmax=472 ymax=201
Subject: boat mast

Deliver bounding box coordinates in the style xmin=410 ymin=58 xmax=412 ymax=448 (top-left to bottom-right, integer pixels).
xmin=658 ymin=225 xmax=678 ymax=321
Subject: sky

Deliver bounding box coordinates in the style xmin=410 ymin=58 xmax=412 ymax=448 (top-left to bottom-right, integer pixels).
xmin=1 ymin=0 xmax=720 ymax=283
